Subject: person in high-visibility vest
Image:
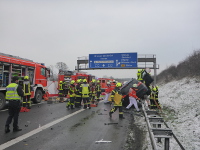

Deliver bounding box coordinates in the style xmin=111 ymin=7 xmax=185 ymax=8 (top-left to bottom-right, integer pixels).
xmin=58 ymin=81 xmax=64 ymax=102
xmin=137 ymin=69 xmax=144 ymax=82
xmin=109 ymin=82 xmax=125 ymax=119
xmin=75 ymin=79 xmax=82 ymax=108
xmin=5 ymin=76 xmax=24 ymax=133
xmin=66 ymin=80 xmax=76 ymax=109
xmin=90 ymin=79 xmax=96 ymax=105
xmin=22 ymin=76 xmax=31 ymax=109
xmin=95 ymin=80 xmax=101 ymax=106
xmin=150 ymin=86 xmax=160 ymax=109
xmin=80 ymin=79 xmax=91 ymax=109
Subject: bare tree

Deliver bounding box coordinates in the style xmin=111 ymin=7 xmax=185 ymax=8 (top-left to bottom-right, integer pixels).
xmin=55 ymin=62 xmax=68 ymax=71
xmin=48 ymin=65 xmax=58 ymax=81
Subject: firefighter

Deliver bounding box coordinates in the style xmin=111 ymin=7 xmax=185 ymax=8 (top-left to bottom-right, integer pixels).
xmin=58 ymin=81 xmax=64 ymax=102
xmin=126 ymin=84 xmax=140 ymax=112
xmin=22 ymin=76 xmax=32 ymax=110
xmin=75 ymin=79 xmax=82 ymax=108
xmin=5 ymin=76 xmax=24 ymax=133
xmin=62 ymin=80 xmax=68 ymax=97
xmin=95 ymin=80 xmax=101 ymax=106
xmin=66 ymin=80 xmax=76 ymax=109
xmin=150 ymin=86 xmax=161 ymax=109
xmin=137 ymin=69 xmax=144 ymax=82
xmin=104 ymin=82 xmax=112 ymax=104
xmin=109 ymin=82 xmax=125 ymax=119
xmin=80 ymin=79 xmax=91 ymax=109
xmin=90 ymin=79 xmax=96 ymax=105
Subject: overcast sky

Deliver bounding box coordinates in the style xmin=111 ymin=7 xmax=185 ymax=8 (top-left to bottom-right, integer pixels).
xmin=0 ymin=0 xmax=200 ymax=78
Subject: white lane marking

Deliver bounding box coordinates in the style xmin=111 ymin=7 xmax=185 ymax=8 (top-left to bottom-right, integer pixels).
xmin=0 ymin=109 xmax=85 ymax=150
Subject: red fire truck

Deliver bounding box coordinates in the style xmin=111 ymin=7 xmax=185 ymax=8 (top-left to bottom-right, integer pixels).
xmin=0 ymin=53 xmax=50 ymax=109
xmin=58 ymin=69 xmax=74 ymax=83
xmin=98 ymin=78 xmax=116 ymax=90
xmin=71 ymin=73 xmax=94 ymax=83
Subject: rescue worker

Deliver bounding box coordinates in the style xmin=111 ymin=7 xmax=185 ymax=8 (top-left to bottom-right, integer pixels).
xmin=22 ymin=76 xmax=31 ymax=110
xmin=5 ymin=76 xmax=24 ymax=133
xmin=62 ymin=80 xmax=68 ymax=97
xmin=126 ymin=84 xmax=140 ymax=112
xmin=150 ymin=86 xmax=161 ymax=109
xmin=90 ymin=79 xmax=96 ymax=105
xmin=95 ymin=80 xmax=101 ymax=106
xmin=109 ymin=82 xmax=125 ymax=119
xmin=58 ymin=81 xmax=64 ymax=102
xmin=75 ymin=79 xmax=82 ymax=108
xmin=104 ymin=82 xmax=112 ymax=104
xmin=80 ymin=79 xmax=91 ymax=109
xmin=137 ymin=69 xmax=144 ymax=82
xmin=66 ymin=80 xmax=76 ymax=109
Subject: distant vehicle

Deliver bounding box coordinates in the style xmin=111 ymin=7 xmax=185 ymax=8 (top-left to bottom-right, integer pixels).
xmin=0 ymin=53 xmax=50 ymax=109
xmin=98 ymin=78 xmax=116 ymax=91
xmin=58 ymin=69 xmax=74 ymax=84
xmin=71 ymin=73 xmax=94 ymax=83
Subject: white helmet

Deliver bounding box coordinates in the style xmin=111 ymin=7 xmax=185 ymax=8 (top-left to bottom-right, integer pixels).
xmin=133 ymin=84 xmax=137 ymax=88
xmin=107 ymin=82 xmax=110 ymax=84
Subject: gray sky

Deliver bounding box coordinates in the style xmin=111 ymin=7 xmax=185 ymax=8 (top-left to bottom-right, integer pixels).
xmin=0 ymin=0 xmax=200 ymax=78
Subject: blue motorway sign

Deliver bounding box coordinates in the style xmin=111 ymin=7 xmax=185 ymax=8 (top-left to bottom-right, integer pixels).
xmin=89 ymin=52 xmax=137 ymax=68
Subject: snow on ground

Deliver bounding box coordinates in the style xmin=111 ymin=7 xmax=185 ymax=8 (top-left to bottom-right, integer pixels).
xmin=159 ymin=77 xmax=200 ymax=150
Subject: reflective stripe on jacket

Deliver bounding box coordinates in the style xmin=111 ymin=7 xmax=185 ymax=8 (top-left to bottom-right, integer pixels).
xmin=80 ymin=83 xmax=90 ymax=98
xmin=6 ymin=83 xmax=21 ymax=100
xmin=59 ymin=83 xmax=63 ymax=90
xmin=96 ymin=84 xmax=101 ymax=92
xmin=23 ymin=80 xmax=31 ymax=95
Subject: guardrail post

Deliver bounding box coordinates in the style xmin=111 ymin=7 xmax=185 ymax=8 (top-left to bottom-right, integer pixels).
xmin=165 ymin=138 xmax=170 ymax=150
xmin=157 ymin=124 xmax=162 ymax=143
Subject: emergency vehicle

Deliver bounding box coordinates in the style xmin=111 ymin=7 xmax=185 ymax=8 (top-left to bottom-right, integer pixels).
xmin=0 ymin=53 xmax=50 ymax=109
xmin=58 ymin=69 xmax=74 ymax=84
xmin=71 ymin=73 xmax=94 ymax=83
xmin=98 ymin=78 xmax=116 ymax=90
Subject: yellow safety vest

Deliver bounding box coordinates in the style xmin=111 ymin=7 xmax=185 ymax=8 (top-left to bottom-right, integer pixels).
xmin=81 ymin=83 xmax=90 ymax=98
xmin=23 ymin=80 xmax=31 ymax=95
xmin=6 ymin=83 xmax=21 ymax=100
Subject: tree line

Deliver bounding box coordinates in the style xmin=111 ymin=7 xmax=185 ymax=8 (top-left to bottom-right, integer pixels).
xmin=157 ymin=49 xmax=200 ymax=84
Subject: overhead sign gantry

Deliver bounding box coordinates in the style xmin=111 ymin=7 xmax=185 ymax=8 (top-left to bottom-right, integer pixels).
xmin=89 ymin=52 xmax=137 ymax=69
xmin=75 ymin=53 xmax=159 ymax=84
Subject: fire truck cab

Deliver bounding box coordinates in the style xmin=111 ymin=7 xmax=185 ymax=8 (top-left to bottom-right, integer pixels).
xmin=71 ymin=73 xmax=94 ymax=83
xmin=98 ymin=78 xmax=116 ymax=90
xmin=0 ymin=53 xmax=50 ymax=109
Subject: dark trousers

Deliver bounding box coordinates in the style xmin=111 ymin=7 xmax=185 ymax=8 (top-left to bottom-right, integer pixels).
xmin=5 ymin=100 xmax=21 ymax=129
xmin=110 ymin=105 xmax=123 ymax=118
xmin=67 ymin=97 xmax=75 ymax=109
xmin=59 ymin=90 xmax=63 ymax=97
xmin=23 ymin=95 xmax=31 ymax=107
xmin=83 ymin=97 xmax=90 ymax=109
xmin=75 ymin=97 xmax=82 ymax=107
xmin=96 ymin=92 xmax=101 ymax=101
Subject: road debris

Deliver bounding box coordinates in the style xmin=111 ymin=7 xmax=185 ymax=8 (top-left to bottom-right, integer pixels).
xmin=95 ymin=139 xmax=112 ymax=143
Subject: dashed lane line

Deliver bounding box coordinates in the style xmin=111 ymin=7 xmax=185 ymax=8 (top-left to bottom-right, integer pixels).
xmin=0 ymin=109 xmax=85 ymax=150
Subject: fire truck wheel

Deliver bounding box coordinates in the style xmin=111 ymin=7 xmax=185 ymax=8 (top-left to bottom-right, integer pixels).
xmin=33 ymin=90 xmax=43 ymax=103
xmin=0 ymin=92 xmax=6 ymax=110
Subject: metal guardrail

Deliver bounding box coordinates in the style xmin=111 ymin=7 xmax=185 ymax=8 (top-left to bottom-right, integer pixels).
xmin=142 ymin=103 xmax=185 ymax=150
